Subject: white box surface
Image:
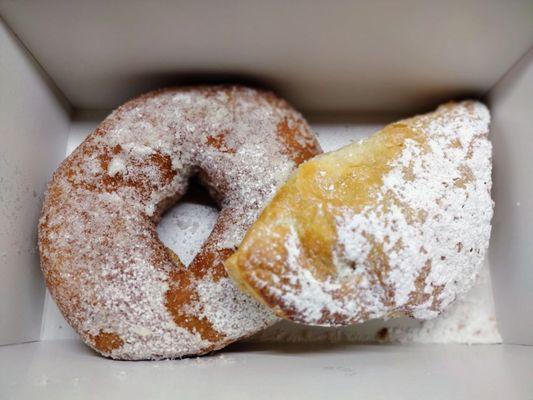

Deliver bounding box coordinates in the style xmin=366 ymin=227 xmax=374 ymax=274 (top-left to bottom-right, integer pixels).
xmin=0 ymin=2 xmax=532 ymax=398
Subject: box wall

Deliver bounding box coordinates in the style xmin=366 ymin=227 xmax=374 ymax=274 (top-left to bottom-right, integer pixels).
xmin=0 ymin=18 xmax=70 ymax=345
xmin=1 ymin=1 xmax=533 ymax=113
xmin=488 ymin=48 xmax=533 ymax=345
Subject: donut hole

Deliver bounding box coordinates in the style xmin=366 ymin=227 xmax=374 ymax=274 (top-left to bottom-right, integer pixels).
xmin=156 ymin=178 xmax=220 ymax=266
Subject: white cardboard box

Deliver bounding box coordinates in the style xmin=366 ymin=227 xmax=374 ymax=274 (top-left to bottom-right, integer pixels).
xmin=1 ymin=2 xmax=532 ymax=399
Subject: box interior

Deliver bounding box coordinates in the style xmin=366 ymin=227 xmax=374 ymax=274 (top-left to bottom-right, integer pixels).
xmin=2 ymin=3 xmax=533 ymax=397
xmin=1 ymin=0 xmax=532 ymax=348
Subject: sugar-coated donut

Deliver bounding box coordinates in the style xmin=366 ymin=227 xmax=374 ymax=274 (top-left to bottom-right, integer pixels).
xmin=225 ymin=101 xmax=493 ymax=326
xmin=38 ymin=86 xmax=321 ymax=359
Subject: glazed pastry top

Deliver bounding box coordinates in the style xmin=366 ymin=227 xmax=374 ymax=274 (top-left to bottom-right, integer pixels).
xmin=226 ymin=101 xmax=493 ymax=326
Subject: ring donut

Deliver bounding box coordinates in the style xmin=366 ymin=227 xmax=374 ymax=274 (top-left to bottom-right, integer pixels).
xmin=225 ymin=101 xmax=493 ymax=326
xmin=38 ymin=86 xmax=321 ymax=359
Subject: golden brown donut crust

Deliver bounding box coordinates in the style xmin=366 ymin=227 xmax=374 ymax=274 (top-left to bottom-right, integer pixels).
xmin=39 ymin=86 xmax=321 ymax=359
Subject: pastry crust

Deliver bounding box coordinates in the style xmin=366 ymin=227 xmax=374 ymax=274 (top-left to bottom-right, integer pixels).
xmin=225 ymin=101 xmax=493 ymax=326
xmin=38 ymin=86 xmax=321 ymax=359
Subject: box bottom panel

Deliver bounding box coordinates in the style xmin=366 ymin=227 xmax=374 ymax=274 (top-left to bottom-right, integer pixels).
xmin=40 ymin=116 xmax=501 ymax=345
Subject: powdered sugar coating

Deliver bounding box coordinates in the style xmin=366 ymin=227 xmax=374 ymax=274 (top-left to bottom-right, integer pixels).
xmin=38 ymin=86 xmax=321 ymax=359
xmin=251 ymin=262 xmax=501 ymax=344
xmin=333 ymin=102 xmax=492 ymax=322
xmin=226 ymin=101 xmax=493 ymax=326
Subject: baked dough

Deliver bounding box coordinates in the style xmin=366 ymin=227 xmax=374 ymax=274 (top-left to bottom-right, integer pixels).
xmin=225 ymin=101 xmax=493 ymax=326
xmin=38 ymin=86 xmax=321 ymax=358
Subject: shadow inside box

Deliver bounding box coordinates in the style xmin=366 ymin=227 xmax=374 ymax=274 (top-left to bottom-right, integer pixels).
xmin=113 ymin=71 xmax=285 ymax=104
xmin=222 ymin=340 xmax=394 ymax=355
xmin=70 ymin=337 xmax=413 ymax=362
xmin=128 ymin=72 xmax=483 ymax=115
